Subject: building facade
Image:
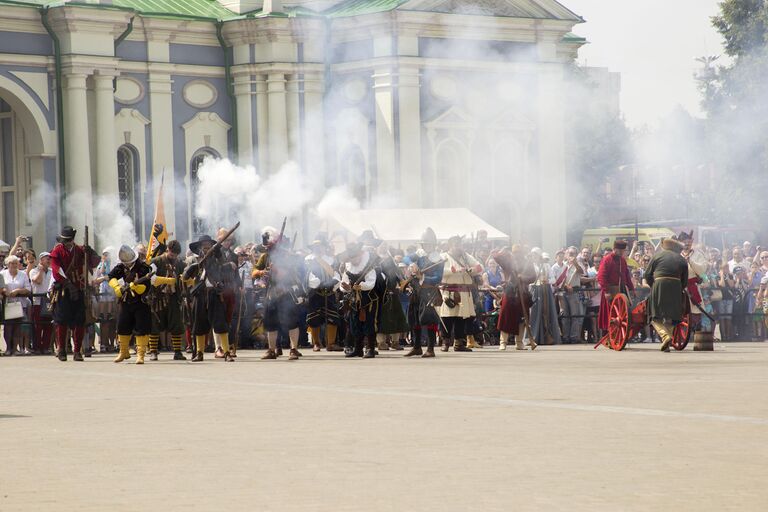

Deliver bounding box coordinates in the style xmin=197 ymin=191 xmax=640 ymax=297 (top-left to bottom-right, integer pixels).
xmin=0 ymin=0 xmax=583 ymax=251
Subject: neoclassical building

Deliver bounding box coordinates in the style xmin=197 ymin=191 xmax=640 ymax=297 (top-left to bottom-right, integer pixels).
xmin=0 ymin=0 xmax=584 ymax=250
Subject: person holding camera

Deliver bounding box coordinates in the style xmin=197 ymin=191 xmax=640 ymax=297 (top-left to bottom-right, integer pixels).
xmin=29 ymin=251 xmax=53 ymax=354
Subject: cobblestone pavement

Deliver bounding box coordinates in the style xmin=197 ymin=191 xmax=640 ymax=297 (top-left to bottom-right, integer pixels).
xmin=1 ymin=343 xmax=767 ymax=511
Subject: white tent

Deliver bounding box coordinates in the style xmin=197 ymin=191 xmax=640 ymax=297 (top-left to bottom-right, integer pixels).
xmin=327 ymin=208 xmax=508 ymax=246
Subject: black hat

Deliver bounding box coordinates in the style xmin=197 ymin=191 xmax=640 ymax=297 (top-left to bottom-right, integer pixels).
xmin=358 ymin=229 xmax=382 ymax=247
xmin=57 ymin=225 xmax=76 ymax=242
xmin=189 ymin=234 xmax=215 ymax=255
xmin=342 ymin=242 xmax=363 ymax=260
xmin=613 ymin=240 xmax=628 ymax=250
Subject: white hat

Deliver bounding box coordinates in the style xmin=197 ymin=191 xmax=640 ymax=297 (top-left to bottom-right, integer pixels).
xmin=542 ymin=252 xmax=551 ymax=260
xmin=39 ymin=251 xmax=51 ymax=259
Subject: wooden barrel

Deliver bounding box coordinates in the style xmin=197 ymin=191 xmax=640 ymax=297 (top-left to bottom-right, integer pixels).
xmin=693 ymin=331 xmax=714 ymax=351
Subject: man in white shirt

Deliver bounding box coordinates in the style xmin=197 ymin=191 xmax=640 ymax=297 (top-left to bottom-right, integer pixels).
xmin=340 ymin=243 xmax=378 ymax=358
xmin=305 ymin=236 xmax=343 ymax=352
xmin=29 ymin=251 xmax=53 ymax=353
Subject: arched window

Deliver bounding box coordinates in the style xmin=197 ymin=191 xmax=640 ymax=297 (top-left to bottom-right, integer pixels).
xmin=189 ymin=148 xmax=219 ymax=238
xmin=339 ymin=145 xmax=366 ymax=204
xmin=116 ymin=144 xmax=142 ymax=237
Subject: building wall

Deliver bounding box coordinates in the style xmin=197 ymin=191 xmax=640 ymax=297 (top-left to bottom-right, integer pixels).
xmin=0 ymin=3 xmax=582 ymax=252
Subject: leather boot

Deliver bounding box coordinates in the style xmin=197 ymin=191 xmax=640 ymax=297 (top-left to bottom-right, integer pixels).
xmin=135 ymin=336 xmax=149 ymax=365
xmin=113 ymin=335 xmax=131 ymax=363
xmin=261 ymin=349 xmax=277 ymax=360
xmin=191 ymin=351 xmax=204 ymax=362
xmin=288 ymin=348 xmax=300 ymax=360
xmin=467 ymin=336 xmax=480 ymax=349
xmin=346 ymin=337 xmax=364 ymax=358
xmin=422 ymin=347 xmax=435 ymax=358
xmin=73 ymin=351 xmax=84 ymax=361
xmin=149 ymin=351 xmax=159 ymax=361
xmin=406 ymin=328 xmax=422 ymax=356
xmin=499 ymin=332 xmax=509 ymax=351
xmin=173 ymin=351 xmax=187 ymax=361
xmin=441 ymin=338 xmax=450 ymax=352
xmin=454 ymin=339 xmax=472 ymax=352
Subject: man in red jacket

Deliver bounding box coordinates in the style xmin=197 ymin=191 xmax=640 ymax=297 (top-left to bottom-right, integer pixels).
xmin=49 ymin=226 xmax=100 ymax=361
xmin=597 ymin=240 xmax=634 ymax=332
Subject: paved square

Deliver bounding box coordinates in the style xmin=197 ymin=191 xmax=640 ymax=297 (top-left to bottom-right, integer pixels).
xmin=1 ymin=343 xmax=767 ymax=511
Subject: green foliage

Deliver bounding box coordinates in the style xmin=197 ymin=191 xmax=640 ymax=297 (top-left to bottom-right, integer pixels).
xmin=700 ymin=0 xmax=768 ymax=224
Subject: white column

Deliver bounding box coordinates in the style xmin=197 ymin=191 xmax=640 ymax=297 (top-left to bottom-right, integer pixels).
xmin=255 ymin=74 xmax=269 ymax=174
xmin=266 ymin=72 xmax=288 ymax=173
xmin=285 ymin=73 xmax=300 ymax=163
xmin=93 ymin=73 xmax=118 ymax=199
xmin=373 ymin=68 xmax=396 ymax=197
xmin=397 ymin=66 xmax=422 ymax=206
xmin=537 ymin=63 xmax=566 ymax=251
xmin=63 ymin=72 xmax=93 ymax=233
xmin=233 ymin=74 xmax=254 ymax=165
xmin=303 ymin=73 xmax=325 ymax=187
xmin=148 ymin=71 xmax=176 ymax=239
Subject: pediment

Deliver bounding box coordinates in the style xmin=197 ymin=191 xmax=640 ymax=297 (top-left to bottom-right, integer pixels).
xmin=424 ymin=106 xmax=473 ymax=128
xmin=399 ymin=0 xmax=581 ymax=20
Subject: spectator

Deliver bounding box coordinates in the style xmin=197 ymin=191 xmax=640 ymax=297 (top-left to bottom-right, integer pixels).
xmin=481 ymin=256 xmax=504 ymax=313
xmin=718 ymin=262 xmax=735 ymax=341
xmin=93 ymin=248 xmax=117 ymax=352
xmin=728 ymin=247 xmax=747 ymax=273
xmin=748 ymin=260 xmax=764 ymax=340
xmin=29 ymin=251 xmax=53 ymax=354
xmin=743 ymin=241 xmax=756 ymax=259
xmin=1 ymin=255 xmax=32 ymax=355
xmin=0 ymin=240 xmax=9 ymax=270
xmin=549 ymin=249 xmax=566 ymax=285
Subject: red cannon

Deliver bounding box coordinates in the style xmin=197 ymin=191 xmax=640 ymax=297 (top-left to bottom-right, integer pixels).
xmin=594 ymin=294 xmax=692 ymax=351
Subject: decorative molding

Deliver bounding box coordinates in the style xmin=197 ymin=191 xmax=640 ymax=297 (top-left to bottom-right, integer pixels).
xmin=116 ymin=107 xmax=151 ymax=126
xmin=114 ymin=77 xmax=145 ymax=105
xmin=182 ymin=112 xmax=231 ymax=132
xmin=182 ymin=79 xmax=218 ymax=109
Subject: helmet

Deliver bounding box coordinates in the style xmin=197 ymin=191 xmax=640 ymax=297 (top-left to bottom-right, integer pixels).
xmin=420 ymin=227 xmax=437 ymax=247
xmin=118 ymin=245 xmax=137 ymax=265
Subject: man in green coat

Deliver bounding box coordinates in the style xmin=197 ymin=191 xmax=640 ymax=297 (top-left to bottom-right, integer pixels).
xmin=644 ymin=238 xmax=689 ymax=352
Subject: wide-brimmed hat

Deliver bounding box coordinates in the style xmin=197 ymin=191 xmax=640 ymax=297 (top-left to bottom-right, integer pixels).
xmin=56 ymin=225 xmax=76 ymax=242
xmin=357 ymin=230 xmax=382 ymax=247
xmin=661 ymin=238 xmax=685 ymax=253
xmin=189 ymin=234 xmax=215 ymax=255
xmin=343 ymin=242 xmax=363 ymax=260
xmin=309 ymin=232 xmax=330 ymax=249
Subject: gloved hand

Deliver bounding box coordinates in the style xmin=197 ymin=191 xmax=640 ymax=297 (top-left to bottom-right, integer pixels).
xmin=129 ymin=282 xmax=147 ymax=295
xmin=151 ymin=275 xmax=176 ymax=287
xmin=152 ymin=223 xmax=164 ymax=238
xmin=109 ymin=278 xmax=123 ymax=299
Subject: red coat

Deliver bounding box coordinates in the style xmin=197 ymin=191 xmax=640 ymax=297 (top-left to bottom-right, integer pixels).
xmin=597 ymin=254 xmax=634 ymax=330
xmin=50 ymin=243 xmax=100 ymax=290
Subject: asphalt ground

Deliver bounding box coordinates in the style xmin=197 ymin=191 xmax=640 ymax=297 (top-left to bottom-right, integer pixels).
xmin=1 ymin=342 xmax=767 ymax=511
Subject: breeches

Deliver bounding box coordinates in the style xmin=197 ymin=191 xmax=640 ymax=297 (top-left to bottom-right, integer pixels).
xmin=151 ymin=295 xmax=184 ymax=336
xmin=117 ymin=300 xmax=152 ymax=336
xmin=191 ymin=289 xmax=229 ymax=336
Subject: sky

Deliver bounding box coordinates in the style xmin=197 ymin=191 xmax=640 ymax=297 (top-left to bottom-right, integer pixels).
xmin=564 ymin=0 xmax=726 ymax=127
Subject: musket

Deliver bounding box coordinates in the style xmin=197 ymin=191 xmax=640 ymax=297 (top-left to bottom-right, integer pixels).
xmin=262 ymin=217 xmax=287 ymax=298
xmin=399 ymin=258 xmax=446 ymax=292
xmin=188 ymin=221 xmax=241 ymax=295
xmin=119 ymin=270 xmax=156 ymax=302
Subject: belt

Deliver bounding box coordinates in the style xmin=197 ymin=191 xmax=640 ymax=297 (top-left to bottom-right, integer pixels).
xmin=441 ymin=284 xmax=473 ymax=292
xmin=654 ymin=276 xmax=680 ymax=282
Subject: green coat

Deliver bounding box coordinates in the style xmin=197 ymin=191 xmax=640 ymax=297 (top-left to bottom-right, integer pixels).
xmin=644 ymin=250 xmax=688 ymax=322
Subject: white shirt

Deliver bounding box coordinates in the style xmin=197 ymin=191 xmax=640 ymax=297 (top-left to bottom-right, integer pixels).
xmin=341 ymin=252 xmax=376 ymax=291
xmin=550 ymin=262 xmax=567 ymax=286
xmin=29 ymin=266 xmax=52 ymax=305
xmin=305 ymin=253 xmax=341 ymax=290
xmin=1 ymin=269 xmax=31 ymax=308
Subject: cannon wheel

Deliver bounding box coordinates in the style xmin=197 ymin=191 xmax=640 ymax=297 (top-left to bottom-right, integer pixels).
xmin=608 ymin=294 xmax=630 ymax=351
xmin=670 ymin=313 xmax=691 ymax=351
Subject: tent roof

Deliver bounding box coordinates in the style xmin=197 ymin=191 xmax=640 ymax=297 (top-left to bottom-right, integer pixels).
xmin=329 ymin=208 xmax=508 ymax=243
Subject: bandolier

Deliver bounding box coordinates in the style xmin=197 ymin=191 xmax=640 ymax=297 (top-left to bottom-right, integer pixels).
xmin=341 ymin=243 xmax=380 ymax=358
xmin=305 ymin=234 xmax=343 ymax=352
xmin=404 ymin=227 xmax=444 ymax=358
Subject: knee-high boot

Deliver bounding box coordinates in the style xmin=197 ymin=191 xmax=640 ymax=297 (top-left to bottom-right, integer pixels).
xmin=113 ymin=335 xmax=131 ymax=363
xmin=135 ymin=335 xmax=149 ymax=365
xmin=405 ymin=328 xmax=423 ymax=357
